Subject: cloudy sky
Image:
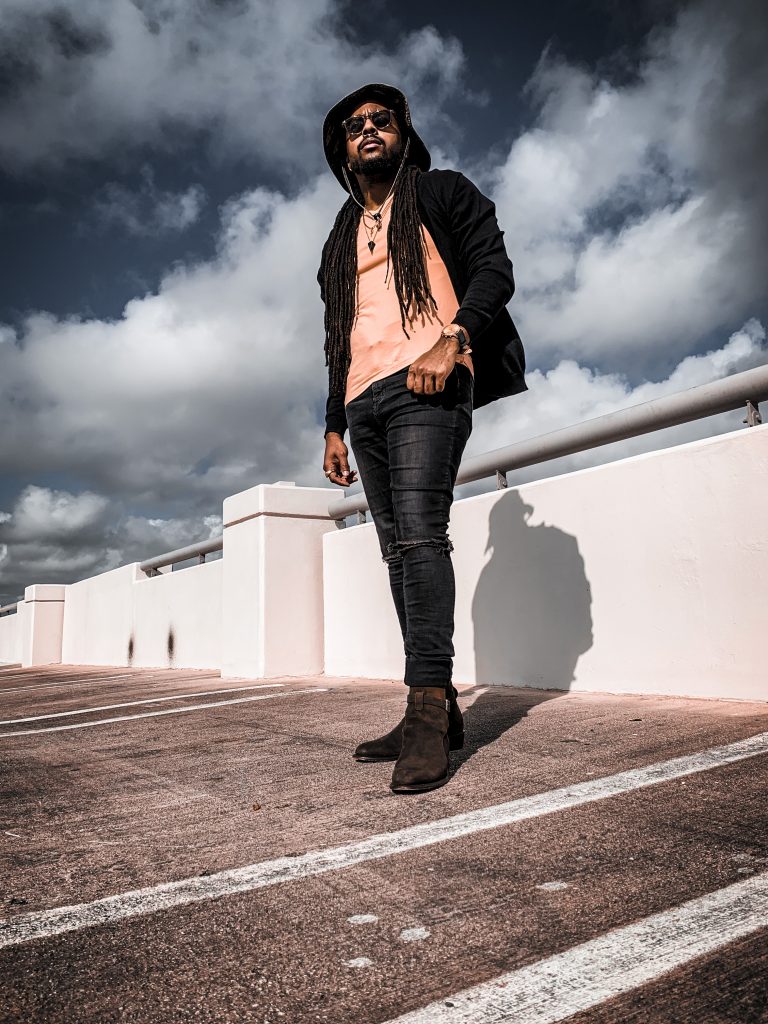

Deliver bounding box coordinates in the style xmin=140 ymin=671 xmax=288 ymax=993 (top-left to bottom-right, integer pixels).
xmin=1 ymin=0 xmax=766 ymax=604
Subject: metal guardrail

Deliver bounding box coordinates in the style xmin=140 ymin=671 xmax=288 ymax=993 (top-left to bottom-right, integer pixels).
xmin=139 ymin=536 xmax=223 ymax=576
xmin=138 ymin=362 xmax=767 ymax=570
xmin=0 ymin=602 xmax=19 ymax=617
xmin=327 ymin=362 xmax=768 ymax=519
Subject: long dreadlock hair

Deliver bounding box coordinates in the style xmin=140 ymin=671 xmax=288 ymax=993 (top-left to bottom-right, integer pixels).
xmin=322 ymin=164 xmax=438 ymax=396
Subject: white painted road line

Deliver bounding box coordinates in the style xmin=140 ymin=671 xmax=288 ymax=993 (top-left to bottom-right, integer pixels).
xmin=0 ymin=674 xmax=140 ymax=695
xmin=0 ymin=683 xmax=285 ymax=725
xmin=1 ymin=730 xmax=766 ymax=949
xmin=382 ymin=871 xmax=768 ymax=1023
xmin=0 ymin=687 xmax=328 ymax=738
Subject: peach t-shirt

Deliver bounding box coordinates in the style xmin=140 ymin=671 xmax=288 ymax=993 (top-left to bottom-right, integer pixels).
xmin=344 ymin=204 xmax=474 ymax=406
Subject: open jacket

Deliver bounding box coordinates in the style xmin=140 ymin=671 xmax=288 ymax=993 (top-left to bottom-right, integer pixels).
xmin=318 ymin=168 xmax=527 ymax=438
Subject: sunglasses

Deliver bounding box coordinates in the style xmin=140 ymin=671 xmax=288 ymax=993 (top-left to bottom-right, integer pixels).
xmin=342 ymin=108 xmax=397 ymax=139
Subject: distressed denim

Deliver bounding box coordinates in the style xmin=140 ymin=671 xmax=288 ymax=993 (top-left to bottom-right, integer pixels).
xmin=345 ymin=362 xmax=473 ymax=688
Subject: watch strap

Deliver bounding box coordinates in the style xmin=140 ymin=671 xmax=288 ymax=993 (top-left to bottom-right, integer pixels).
xmin=441 ymin=325 xmax=470 ymax=353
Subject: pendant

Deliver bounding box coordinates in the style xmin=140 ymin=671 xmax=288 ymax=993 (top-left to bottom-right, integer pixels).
xmin=368 ymin=240 xmax=376 ymax=252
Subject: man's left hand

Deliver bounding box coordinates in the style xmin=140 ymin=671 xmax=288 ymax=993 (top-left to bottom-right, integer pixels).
xmin=406 ymin=335 xmax=459 ymax=395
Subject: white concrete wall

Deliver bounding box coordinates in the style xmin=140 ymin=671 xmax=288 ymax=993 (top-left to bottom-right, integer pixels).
xmin=221 ymin=482 xmax=339 ymax=678
xmin=62 ymin=560 xmax=221 ymax=669
xmin=0 ymin=610 xmax=21 ymax=665
xmin=324 ymin=425 xmax=768 ymax=701
xmin=132 ymin=560 xmax=221 ymax=669
xmin=62 ymin=563 xmax=139 ymax=666
xmin=34 ymin=480 xmax=336 ymax=676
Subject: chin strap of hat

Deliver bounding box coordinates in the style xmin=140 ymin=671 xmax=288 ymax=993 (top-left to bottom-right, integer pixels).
xmin=342 ymin=137 xmax=411 ymax=207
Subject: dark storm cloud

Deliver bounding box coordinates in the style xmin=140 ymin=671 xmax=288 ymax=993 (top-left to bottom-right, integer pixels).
xmin=91 ymin=168 xmax=206 ymax=236
xmin=0 ymin=0 xmax=468 ymax=171
xmin=0 ymin=484 xmax=222 ymax=603
xmin=0 ymin=5 xmax=110 ymax=102
xmin=689 ymin=0 xmax=768 ymax=262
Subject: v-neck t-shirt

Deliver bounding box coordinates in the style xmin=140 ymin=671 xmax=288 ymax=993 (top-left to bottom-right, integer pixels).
xmin=344 ymin=203 xmax=474 ymax=406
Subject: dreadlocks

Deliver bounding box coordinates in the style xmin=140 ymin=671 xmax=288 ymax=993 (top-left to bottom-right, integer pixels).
xmin=322 ymin=165 xmax=438 ymax=397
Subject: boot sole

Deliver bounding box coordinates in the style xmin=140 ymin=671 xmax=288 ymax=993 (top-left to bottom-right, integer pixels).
xmin=354 ymin=732 xmax=464 ymax=763
xmin=390 ymin=774 xmax=449 ymax=794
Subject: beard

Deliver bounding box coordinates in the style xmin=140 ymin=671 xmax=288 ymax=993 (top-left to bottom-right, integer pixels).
xmin=348 ymin=143 xmax=403 ymax=182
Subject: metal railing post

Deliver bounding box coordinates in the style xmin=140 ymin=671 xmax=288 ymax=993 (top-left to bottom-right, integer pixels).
xmin=744 ymin=400 xmax=762 ymax=427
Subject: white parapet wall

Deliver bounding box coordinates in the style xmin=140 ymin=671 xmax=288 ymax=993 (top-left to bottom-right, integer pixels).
xmin=16 ymin=480 xmax=337 ymax=676
xmin=0 ymin=608 xmax=22 ymax=665
xmin=323 ymin=425 xmax=768 ymax=702
xmin=0 ymin=587 xmax=66 ymax=667
xmin=62 ymin=560 xmax=222 ymax=669
xmin=133 ymin=561 xmax=222 ymax=669
xmin=221 ymin=481 xmax=339 ymax=679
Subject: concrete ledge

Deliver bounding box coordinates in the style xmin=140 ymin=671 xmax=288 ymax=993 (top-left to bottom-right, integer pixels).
xmin=223 ymin=481 xmax=336 ymax=527
xmin=24 ymin=584 xmax=67 ymax=603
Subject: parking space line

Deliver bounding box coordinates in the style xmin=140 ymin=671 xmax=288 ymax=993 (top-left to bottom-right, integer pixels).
xmin=0 ymin=675 xmax=139 ymax=695
xmin=0 ymin=683 xmax=285 ymax=725
xmin=0 ymin=687 xmax=328 ymax=738
xmin=1 ymin=730 xmax=765 ymax=948
xmin=383 ymin=871 xmax=768 ymax=1023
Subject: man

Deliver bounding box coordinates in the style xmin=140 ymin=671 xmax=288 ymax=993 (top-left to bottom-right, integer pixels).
xmin=318 ymin=83 xmax=526 ymax=794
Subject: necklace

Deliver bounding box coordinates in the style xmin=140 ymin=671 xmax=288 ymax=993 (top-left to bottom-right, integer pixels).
xmin=360 ymin=192 xmax=394 ymax=252
xmin=341 ymin=138 xmax=411 ymax=253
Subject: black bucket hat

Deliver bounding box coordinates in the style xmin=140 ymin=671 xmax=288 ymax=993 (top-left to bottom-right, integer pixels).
xmin=322 ymin=83 xmax=431 ymax=193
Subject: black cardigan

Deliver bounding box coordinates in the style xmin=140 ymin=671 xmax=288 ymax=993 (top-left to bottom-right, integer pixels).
xmin=318 ymin=168 xmax=527 ymax=438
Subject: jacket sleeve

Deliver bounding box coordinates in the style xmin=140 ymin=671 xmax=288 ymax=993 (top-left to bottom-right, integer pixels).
xmin=318 ymin=254 xmax=349 ymax=439
xmin=324 ymin=392 xmax=348 ymax=439
xmin=447 ymin=172 xmax=515 ymax=341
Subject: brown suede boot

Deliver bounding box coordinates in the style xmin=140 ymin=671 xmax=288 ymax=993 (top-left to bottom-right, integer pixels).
xmin=389 ymin=687 xmax=452 ymax=793
xmin=353 ymin=685 xmax=464 ymax=762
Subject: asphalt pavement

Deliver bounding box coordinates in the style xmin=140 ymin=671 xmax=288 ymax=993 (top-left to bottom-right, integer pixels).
xmin=1 ymin=664 xmax=766 ymax=1023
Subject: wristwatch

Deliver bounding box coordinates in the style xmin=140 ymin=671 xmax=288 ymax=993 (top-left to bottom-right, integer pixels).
xmin=440 ymin=325 xmax=471 ymax=354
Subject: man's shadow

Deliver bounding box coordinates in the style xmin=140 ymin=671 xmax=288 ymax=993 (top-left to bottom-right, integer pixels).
xmin=452 ymin=488 xmax=594 ymax=773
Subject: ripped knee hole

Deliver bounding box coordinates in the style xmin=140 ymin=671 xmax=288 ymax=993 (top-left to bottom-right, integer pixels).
xmin=383 ymin=536 xmax=454 ymax=563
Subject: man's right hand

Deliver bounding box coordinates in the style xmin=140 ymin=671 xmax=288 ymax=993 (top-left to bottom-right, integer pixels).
xmin=323 ymin=432 xmax=358 ymax=487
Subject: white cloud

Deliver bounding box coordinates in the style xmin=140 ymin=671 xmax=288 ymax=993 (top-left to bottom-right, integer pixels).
xmin=0 ymin=174 xmax=343 ymax=503
xmin=0 ymin=0 xmax=467 ymax=171
xmin=483 ymin=0 xmax=767 ymax=372
xmin=93 ymin=168 xmax=206 ymax=236
xmin=0 ymin=485 xmax=110 ymax=542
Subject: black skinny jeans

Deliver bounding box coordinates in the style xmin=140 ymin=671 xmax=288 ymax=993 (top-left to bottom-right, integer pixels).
xmin=345 ymin=362 xmax=473 ymax=689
